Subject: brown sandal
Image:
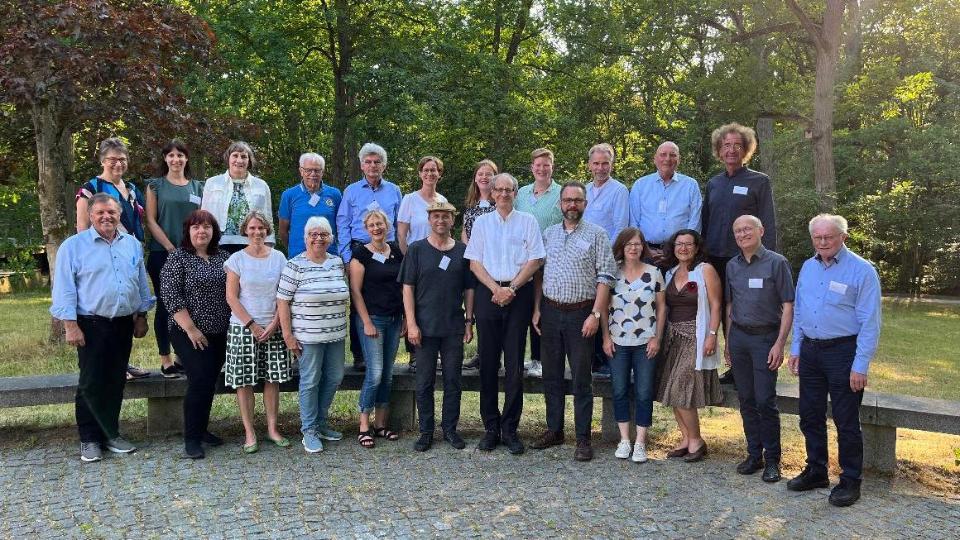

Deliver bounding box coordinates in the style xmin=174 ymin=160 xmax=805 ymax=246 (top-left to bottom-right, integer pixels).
xmin=358 ymin=430 xmax=375 ymax=448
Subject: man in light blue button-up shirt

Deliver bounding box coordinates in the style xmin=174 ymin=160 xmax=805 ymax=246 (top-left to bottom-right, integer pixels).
xmin=786 ymin=213 xmax=881 ymax=507
xmin=628 ymin=142 xmax=702 ymax=264
xmin=50 ymin=195 xmax=154 ymax=462
xmin=582 ymin=143 xmax=629 ymax=242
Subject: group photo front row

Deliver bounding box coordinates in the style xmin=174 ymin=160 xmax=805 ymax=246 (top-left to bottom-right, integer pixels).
xmin=50 ymin=123 xmax=881 ymax=509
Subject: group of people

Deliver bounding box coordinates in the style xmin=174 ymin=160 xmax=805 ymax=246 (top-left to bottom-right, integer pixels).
xmin=50 ymin=122 xmax=881 ymax=509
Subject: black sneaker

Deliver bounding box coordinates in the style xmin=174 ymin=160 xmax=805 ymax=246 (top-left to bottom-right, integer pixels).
xmin=477 ymin=431 xmax=499 ymax=451
xmin=184 ymin=439 xmax=205 ymax=459
xmin=828 ymin=479 xmax=861 ymax=507
xmin=161 ymin=363 xmax=185 ymax=378
xmin=502 ymin=433 xmax=525 ymax=455
xmin=786 ymin=466 xmax=830 ymax=492
xmin=443 ymin=431 xmax=466 ymax=450
xmin=414 ymin=433 xmax=433 ymax=452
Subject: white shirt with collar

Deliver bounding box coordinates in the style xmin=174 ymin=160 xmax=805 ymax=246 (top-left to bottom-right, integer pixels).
xmin=464 ymin=208 xmax=545 ymax=281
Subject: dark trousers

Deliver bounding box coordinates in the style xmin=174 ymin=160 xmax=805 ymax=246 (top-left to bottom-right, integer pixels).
xmin=540 ymin=303 xmax=594 ymax=440
xmin=147 ymin=250 xmax=171 ymax=357
xmin=729 ymin=326 xmax=781 ymax=462
xmin=527 ymin=321 xmax=541 ymax=362
xmin=170 ymin=327 xmax=227 ymax=442
xmin=76 ymin=316 xmax=134 ymax=443
xmin=415 ymin=334 xmax=464 ymax=434
xmin=348 ymin=302 xmax=365 ymax=365
xmin=798 ymin=337 xmax=864 ymax=482
xmin=475 ymin=282 xmax=532 ymax=436
xmin=708 ymin=255 xmax=732 ymax=332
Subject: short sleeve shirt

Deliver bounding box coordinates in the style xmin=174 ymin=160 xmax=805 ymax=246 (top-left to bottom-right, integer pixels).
xmin=608 ymin=265 xmax=664 ymax=346
xmin=351 ymin=242 xmax=404 ymax=317
xmin=160 ymin=249 xmax=231 ymax=335
xmin=276 ymin=254 xmax=349 ymax=344
xmin=398 ymin=239 xmax=476 ymax=337
xmin=725 ymin=246 xmax=795 ymax=327
xmin=223 ymin=249 xmax=288 ymax=326
xmin=398 ymin=192 xmax=447 ymax=245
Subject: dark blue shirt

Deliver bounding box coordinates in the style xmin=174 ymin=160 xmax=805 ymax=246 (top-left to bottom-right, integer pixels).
xmin=702 ymin=167 xmax=777 ymax=258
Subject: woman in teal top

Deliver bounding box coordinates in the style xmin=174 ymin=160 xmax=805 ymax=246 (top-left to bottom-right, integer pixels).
xmin=145 ymin=140 xmax=205 ymax=377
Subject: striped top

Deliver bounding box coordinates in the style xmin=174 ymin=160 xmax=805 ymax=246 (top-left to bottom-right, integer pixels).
xmin=276 ymin=253 xmax=349 ymax=344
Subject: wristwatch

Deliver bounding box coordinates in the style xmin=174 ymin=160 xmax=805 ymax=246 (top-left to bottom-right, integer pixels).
xmin=709 ymin=329 xmax=718 ymax=336
xmin=465 ymin=317 xmax=475 ymax=324
xmin=591 ymin=310 xmax=601 ymax=319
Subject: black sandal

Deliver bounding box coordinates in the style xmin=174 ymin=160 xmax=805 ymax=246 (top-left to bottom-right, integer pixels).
xmin=358 ymin=430 xmax=375 ymax=448
xmin=373 ymin=427 xmax=399 ymax=441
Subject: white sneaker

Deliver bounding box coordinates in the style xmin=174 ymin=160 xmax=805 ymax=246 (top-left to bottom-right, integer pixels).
xmin=525 ymin=360 xmax=542 ymax=377
xmin=615 ymin=440 xmax=631 ymax=459
xmin=631 ymin=441 xmax=648 ymax=463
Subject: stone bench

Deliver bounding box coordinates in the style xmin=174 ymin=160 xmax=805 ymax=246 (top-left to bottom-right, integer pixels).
xmin=2 ymin=369 xmax=958 ymax=474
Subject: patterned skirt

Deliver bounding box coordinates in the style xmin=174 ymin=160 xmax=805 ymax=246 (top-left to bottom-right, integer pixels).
xmin=225 ymin=323 xmax=292 ymax=389
xmin=656 ymin=319 xmax=723 ymax=408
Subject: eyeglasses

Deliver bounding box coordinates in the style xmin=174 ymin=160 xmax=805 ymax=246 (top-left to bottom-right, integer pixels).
xmin=812 ymin=234 xmax=840 ymax=243
xmin=493 ymin=187 xmax=515 ymax=194
xmin=733 ymin=226 xmax=756 ymax=235
xmin=624 ymin=242 xmax=644 ymax=249
xmin=721 ymin=143 xmax=744 ymax=151
xmin=674 ymin=242 xmax=696 ymax=248
xmin=103 ymin=157 xmax=128 ymax=165
xmin=308 ymin=232 xmax=331 ymax=239
xmin=561 ymin=198 xmax=585 ymax=205
xmin=300 ymin=167 xmax=323 ymax=175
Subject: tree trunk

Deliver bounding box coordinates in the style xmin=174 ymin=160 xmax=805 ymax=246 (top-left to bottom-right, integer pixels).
xmin=756 ymin=116 xmax=776 ymax=179
xmin=328 ymin=0 xmax=353 ymax=188
xmin=31 ymin=99 xmax=73 ymax=343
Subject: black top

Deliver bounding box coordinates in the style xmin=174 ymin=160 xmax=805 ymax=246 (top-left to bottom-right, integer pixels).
xmin=725 ymin=246 xmax=795 ymax=327
xmin=701 ymin=166 xmax=778 ymax=258
xmin=398 ymin=238 xmax=476 ymax=337
xmin=666 ymin=278 xmax=698 ymax=323
xmin=352 ymin=241 xmax=404 ymax=317
xmin=160 ymin=249 xmax=231 ymax=335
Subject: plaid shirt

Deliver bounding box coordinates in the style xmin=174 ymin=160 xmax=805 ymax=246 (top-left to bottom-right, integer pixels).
xmin=542 ymin=220 xmax=616 ymax=303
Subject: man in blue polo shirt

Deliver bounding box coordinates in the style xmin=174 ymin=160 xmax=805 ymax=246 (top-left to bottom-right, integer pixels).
xmin=787 ymin=213 xmax=881 ymax=507
xmin=278 ymin=152 xmax=342 ymax=258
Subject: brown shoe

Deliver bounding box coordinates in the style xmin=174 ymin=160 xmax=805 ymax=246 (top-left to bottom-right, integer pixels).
xmin=530 ymin=430 xmax=564 ymax=450
xmin=683 ymin=442 xmax=708 ymax=463
xmin=574 ymin=439 xmax=593 ymax=462
xmin=666 ymin=447 xmax=689 ymax=458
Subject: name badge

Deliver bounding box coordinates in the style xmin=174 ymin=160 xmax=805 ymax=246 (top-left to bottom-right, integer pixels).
xmin=309 ymin=193 xmax=321 ymax=207
xmin=748 ymin=278 xmax=763 ymax=289
xmin=372 ymin=252 xmax=387 ymax=264
xmin=189 ymin=194 xmax=202 ymax=205
xmin=574 ymin=238 xmax=592 ymax=252
xmin=366 ymin=200 xmax=380 ymax=211
xmin=829 ymin=280 xmax=848 ymax=294
xmin=658 ymin=200 xmax=667 ymax=214
xmin=478 ymin=200 xmax=491 ymax=208
xmin=438 ymin=255 xmax=451 ymax=270
xmin=733 ymin=185 xmax=748 ymax=195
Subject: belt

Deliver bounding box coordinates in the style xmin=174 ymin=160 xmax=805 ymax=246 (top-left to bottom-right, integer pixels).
xmin=804 ymin=335 xmax=857 ymax=347
xmin=543 ymin=297 xmax=595 ymax=311
xmin=732 ymin=322 xmax=779 ymax=335
xmin=78 ymin=314 xmax=134 ymax=323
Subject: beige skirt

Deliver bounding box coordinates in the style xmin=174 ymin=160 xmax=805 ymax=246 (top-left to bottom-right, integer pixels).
xmin=656 ymin=320 xmax=723 ymax=408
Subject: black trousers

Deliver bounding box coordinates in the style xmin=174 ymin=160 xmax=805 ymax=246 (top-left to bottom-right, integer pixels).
xmin=76 ymin=316 xmax=134 ymax=443
xmin=729 ymin=326 xmax=781 ymax=461
xmin=146 ymin=250 xmax=171 ymax=357
xmin=475 ymin=282 xmax=533 ymax=436
xmin=170 ymin=327 xmax=227 ymax=442
xmin=415 ymin=334 xmax=464 ymax=434
xmin=540 ymin=303 xmax=595 ymax=440
xmin=708 ymin=255 xmax=732 ymax=332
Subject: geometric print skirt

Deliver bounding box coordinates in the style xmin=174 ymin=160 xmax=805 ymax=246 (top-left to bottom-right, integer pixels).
xmin=224 ymin=322 xmax=292 ymax=389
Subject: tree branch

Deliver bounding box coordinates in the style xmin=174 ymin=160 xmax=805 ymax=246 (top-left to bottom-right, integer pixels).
xmin=785 ymin=0 xmax=826 ymax=50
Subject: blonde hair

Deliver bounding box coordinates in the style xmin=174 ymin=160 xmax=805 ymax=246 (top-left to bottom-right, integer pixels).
xmin=711 ymin=123 xmax=757 ymax=164
xmin=362 ymin=208 xmax=392 ymax=234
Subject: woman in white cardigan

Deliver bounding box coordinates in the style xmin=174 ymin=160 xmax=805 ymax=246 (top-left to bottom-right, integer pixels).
xmin=656 ymin=229 xmax=723 ymax=463
xmin=201 ymin=141 xmax=274 ymax=254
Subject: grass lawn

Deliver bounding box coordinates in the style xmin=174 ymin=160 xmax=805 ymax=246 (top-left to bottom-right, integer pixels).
xmin=1 ymin=291 xmax=958 ymax=493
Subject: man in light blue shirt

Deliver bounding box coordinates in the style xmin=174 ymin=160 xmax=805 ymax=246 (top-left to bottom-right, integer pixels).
xmin=278 ymin=152 xmax=342 ymax=258
xmin=50 ymin=194 xmax=154 ymax=463
xmin=786 ymin=213 xmax=881 ymax=507
xmin=583 ymin=143 xmax=629 ymax=242
xmin=628 ymin=141 xmax=702 ymax=264
xmin=335 ymin=142 xmax=403 ymax=371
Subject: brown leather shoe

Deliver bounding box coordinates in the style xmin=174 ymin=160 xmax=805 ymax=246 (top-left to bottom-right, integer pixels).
xmin=683 ymin=442 xmax=708 ymax=463
xmin=573 ymin=439 xmax=593 ymax=462
xmin=666 ymin=447 xmax=689 ymax=458
xmin=530 ymin=430 xmax=564 ymax=450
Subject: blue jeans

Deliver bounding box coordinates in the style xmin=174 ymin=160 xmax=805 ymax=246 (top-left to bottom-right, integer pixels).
xmin=298 ymin=340 xmax=345 ymax=435
xmin=355 ymin=314 xmax=402 ymax=413
xmin=609 ymin=343 xmax=656 ymax=427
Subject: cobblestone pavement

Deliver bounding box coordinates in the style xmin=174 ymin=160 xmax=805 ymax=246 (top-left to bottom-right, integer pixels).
xmin=1 ymin=432 xmax=958 ymax=539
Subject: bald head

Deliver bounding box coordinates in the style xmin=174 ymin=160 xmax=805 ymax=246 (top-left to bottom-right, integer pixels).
xmin=654 ymin=142 xmax=680 ymax=180
xmin=733 ymin=214 xmax=764 ymax=253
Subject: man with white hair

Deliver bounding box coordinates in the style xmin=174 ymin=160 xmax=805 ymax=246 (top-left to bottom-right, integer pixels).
xmin=279 ymin=152 xmax=342 ymax=258
xmin=582 ymin=143 xmax=629 ymax=241
xmin=336 ymin=143 xmax=403 ymax=371
xmin=628 ymin=141 xmax=702 ymax=266
xmin=786 ymin=213 xmax=881 ymax=507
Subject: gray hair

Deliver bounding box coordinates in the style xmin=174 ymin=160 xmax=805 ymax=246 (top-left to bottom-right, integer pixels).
xmin=656 ymin=141 xmax=680 ymax=155
xmin=362 ymin=209 xmax=392 ymax=234
xmin=223 ymin=141 xmax=256 ymax=170
xmin=87 ymin=192 xmax=120 ymax=211
xmin=733 ymin=214 xmax=763 ymax=230
xmin=240 ymin=211 xmax=273 ymax=236
xmin=808 ymin=213 xmax=849 ymax=235
xmin=588 ymin=143 xmax=615 ymax=163
xmin=303 ymin=216 xmax=333 ymax=243
xmin=299 ymin=152 xmax=325 ymax=169
xmin=98 ymin=138 xmax=128 ymax=161
xmin=492 ymin=173 xmax=518 ymax=192
xmin=358 ymin=142 xmax=388 ymax=166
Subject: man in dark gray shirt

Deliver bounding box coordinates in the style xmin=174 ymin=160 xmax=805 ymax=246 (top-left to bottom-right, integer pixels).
xmin=723 ymin=214 xmax=794 ymax=483
xmin=399 ymin=201 xmax=476 ymax=452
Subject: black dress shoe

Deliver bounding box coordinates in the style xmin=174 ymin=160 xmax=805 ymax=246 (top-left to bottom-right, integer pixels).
xmin=762 ymin=462 xmax=782 ymax=483
xmin=502 ymin=433 xmax=525 ymax=455
xmin=786 ymin=466 xmax=830 ymax=491
xmin=573 ymin=439 xmax=593 ymax=462
xmin=184 ymin=439 xmax=205 ymax=459
xmin=530 ymin=430 xmax=564 ymax=450
xmin=718 ymin=370 xmax=735 ymax=385
xmin=736 ymin=456 xmax=764 ymax=475
xmin=414 ymin=433 xmax=433 ymax=452
xmin=202 ymin=432 xmax=224 ymax=447
xmin=829 ymin=479 xmax=861 ymax=507
xmin=443 ymin=431 xmax=466 ymax=450
xmin=477 ymin=431 xmax=499 ymax=451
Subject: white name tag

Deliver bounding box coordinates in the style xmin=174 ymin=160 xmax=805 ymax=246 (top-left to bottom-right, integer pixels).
xmin=829 ymin=280 xmax=848 ymax=294
xmin=748 ymin=278 xmax=763 ymax=289
xmin=478 ymin=200 xmax=491 ymax=208
xmin=438 ymin=255 xmax=451 ymax=270
xmin=574 ymin=238 xmax=592 ymax=252
xmin=309 ymin=193 xmax=321 ymax=207
xmin=372 ymin=252 xmax=387 ymax=264
xmin=658 ymin=200 xmax=667 ymax=214
xmin=189 ymin=194 xmax=202 ymax=205
xmin=366 ymin=200 xmax=380 ymax=211
xmin=733 ymin=185 xmax=748 ymax=195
